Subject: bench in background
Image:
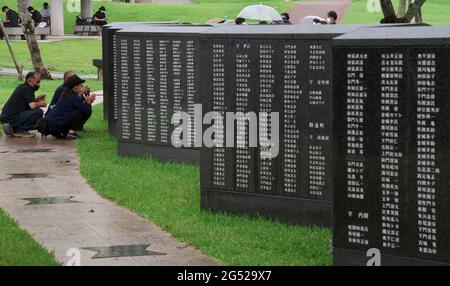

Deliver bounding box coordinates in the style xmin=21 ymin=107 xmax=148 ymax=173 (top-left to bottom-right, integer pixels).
xmin=3 ymin=27 xmax=50 ymax=40
xmin=73 ymin=25 xmax=102 ymax=36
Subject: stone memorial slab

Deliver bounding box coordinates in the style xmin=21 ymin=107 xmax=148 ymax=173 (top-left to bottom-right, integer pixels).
xmin=198 ymin=25 xmax=367 ymax=226
xmin=103 ymin=22 xmax=206 ymax=138
xmin=332 ymin=26 xmax=450 ymax=265
xmin=103 ymin=22 xmax=171 ymax=137
xmin=115 ymin=25 xmax=212 ymax=164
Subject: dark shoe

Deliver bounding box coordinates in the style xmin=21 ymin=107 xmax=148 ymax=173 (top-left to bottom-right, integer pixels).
xmin=12 ymin=131 xmax=36 ymax=138
xmin=2 ymin=123 xmax=13 ymax=136
xmin=65 ymin=134 xmax=77 ymax=140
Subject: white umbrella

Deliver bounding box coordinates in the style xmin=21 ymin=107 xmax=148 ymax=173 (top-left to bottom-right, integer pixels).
xmin=300 ymin=15 xmax=327 ymax=25
xmin=237 ymin=4 xmax=282 ymax=22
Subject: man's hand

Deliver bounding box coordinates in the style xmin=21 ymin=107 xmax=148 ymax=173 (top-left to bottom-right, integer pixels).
xmin=85 ymin=94 xmax=96 ymax=105
xmin=35 ymin=94 xmax=46 ymax=102
xmin=29 ymin=100 xmax=47 ymax=109
xmin=37 ymin=100 xmax=47 ymax=108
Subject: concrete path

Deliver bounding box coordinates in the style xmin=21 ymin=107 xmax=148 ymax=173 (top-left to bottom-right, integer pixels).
xmin=287 ymin=0 xmax=352 ymax=25
xmin=0 ymin=135 xmax=220 ymax=266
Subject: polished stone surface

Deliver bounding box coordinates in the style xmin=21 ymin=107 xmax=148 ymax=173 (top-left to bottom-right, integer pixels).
xmin=83 ymin=244 xmax=165 ymax=259
xmin=15 ymin=148 xmax=54 ymax=153
xmin=0 ymin=135 xmax=220 ymax=266
xmin=23 ymin=196 xmax=79 ymax=205
xmin=9 ymin=173 xmax=50 ymax=179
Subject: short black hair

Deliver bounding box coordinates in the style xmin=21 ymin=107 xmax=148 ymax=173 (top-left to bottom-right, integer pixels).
xmin=25 ymin=71 xmax=39 ymax=82
xmin=281 ymin=12 xmax=290 ymax=20
xmin=328 ymin=11 xmax=338 ymax=20
xmin=2 ymin=6 xmax=8 ymax=12
xmin=27 ymin=6 xmax=35 ymax=12
xmin=43 ymin=2 xmax=49 ymax=5
xmin=235 ymin=17 xmax=245 ymax=25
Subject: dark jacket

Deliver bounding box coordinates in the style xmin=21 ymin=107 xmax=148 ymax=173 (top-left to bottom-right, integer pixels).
xmin=5 ymin=9 xmax=20 ymax=27
xmin=0 ymin=83 xmax=35 ymax=127
xmin=31 ymin=10 xmax=43 ymax=24
xmin=47 ymin=88 xmax=91 ymax=132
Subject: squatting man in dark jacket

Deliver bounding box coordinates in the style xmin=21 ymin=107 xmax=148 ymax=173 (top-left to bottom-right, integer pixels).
xmin=45 ymin=75 xmax=96 ymax=140
xmin=0 ymin=72 xmax=47 ymax=138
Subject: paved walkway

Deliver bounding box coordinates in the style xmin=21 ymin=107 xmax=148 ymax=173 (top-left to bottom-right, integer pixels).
xmin=0 ymin=134 xmax=219 ymax=266
xmin=287 ymin=0 xmax=353 ymax=24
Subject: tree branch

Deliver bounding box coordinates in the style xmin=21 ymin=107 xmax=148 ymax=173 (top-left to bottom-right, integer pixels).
xmin=402 ymin=0 xmax=426 ymax=22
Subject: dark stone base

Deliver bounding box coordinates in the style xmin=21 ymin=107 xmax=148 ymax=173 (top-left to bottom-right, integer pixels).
xmin=333 ymin=247 xmax=450 ymax=266
xmin=118 ymin=141 xmax=199 ymax=165
xmin=108 ymin=120 xmax=118 ymax=138
xmin=201 ymin=188 xmax=331 ymax=227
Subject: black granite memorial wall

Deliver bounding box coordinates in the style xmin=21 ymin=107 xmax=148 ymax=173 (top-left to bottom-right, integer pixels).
xmin=115 ymin=25 xmax=212 ymax=164
xmin=103 ymin=23 xmax=141 ymax=136
xmin=102 ymin=22 xmax=184 ymax=137
xmin=332 ymin=26 xmax=450 ymax=265
xmin=199 ymin=25 xmax=368 ymax=227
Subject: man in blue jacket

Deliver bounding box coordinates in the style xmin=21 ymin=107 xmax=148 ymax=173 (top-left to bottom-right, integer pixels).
xmin=46 ymin=75 xmax=95 ymax=140
xmin=46 ymin=70 xmax=76 ymax=115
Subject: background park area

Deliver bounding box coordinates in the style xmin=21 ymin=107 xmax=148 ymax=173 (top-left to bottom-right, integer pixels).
xmin=0 ymin=0 xmax=449 ymax=266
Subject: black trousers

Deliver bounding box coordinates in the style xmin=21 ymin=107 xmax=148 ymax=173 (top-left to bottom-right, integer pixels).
xmin=51 ymin=110 xmax=91 ymax=138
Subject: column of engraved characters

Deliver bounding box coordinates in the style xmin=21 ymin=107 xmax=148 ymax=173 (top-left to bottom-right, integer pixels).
xmin=159 ymin=40 xmax=170 ymax=143
xmin=172 ymin=40 xmax=183 ymax=146
xmin=259 ymin=43 xmax=275 ymax=192
xmin=146 ymin=39 xmax=157 ymax=142
xmin=416 ymin=52 xmax=438 ymax=255
xmin=308 ymin=44 xmax=329 ymax=197
xmin=212 ymin=43 xmax=226 ymax=187
xmin=283 ymin=44 xmax=301 ymax=194
xmin=186 ymin=40 xmax=196 ymax=146
xmin=120 ymin=39 xmax=130 ymax=140
xmin=345 ymin=53 xmax=369 ymax=246
xmin=235 ymin=43 xmax=252 ymax=190
xmin=380 ymin=53 xmax=403 ymax=249
xmin=113 ymin=34 xmax=118 ymax=120
xmin=133 ymin=39 xmax=143 ymax=141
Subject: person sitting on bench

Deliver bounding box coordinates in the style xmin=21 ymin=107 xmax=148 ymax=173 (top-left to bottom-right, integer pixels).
xmin=94 ymin=6 xmax=108 ymax=26
xmin=41 ymin=3 xmax=51 ymax=25
xmin=0 ymin=72 xmax=46 ymax=138
xmin=28 ymin=6 xmax=44 ymax=26
xmin=0 ymin=6 xmax=20 ymax=40
xmin=46 ymin=75 xmax=96 ymax=140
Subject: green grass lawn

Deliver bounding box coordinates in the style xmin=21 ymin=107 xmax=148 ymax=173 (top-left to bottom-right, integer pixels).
xmin=1 ymin=0 xmax=294 ymax=34
xmin=0 ymin=39 xmax=102 ymax=74
xmin=343 ymin=0 xmax=450 ymax=25
xmin=75 ymin=105 xmax=332 ymax=266
xmin=0 ymin=209 xmax=59 ymax=266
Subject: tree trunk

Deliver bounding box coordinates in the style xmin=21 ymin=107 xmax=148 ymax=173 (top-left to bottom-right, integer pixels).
xmin=380 ymin=0 xmax=426 ymax=23
xmin=17 ymin=0 xmax=52 ymax=79
xmin=380 ymin=0 xmax=399 ymax=23
xmin=397 ymin=0 xmax=410 ymax=17
xmin=0 ymin=21 xmax=24 ymax=80
xmin=403 ymin=0 xmax=426 ymax=23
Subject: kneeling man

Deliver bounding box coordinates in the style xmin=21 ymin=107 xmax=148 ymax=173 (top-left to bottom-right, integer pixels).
xmin=0 ymin=72 xmax=46 ymax=138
